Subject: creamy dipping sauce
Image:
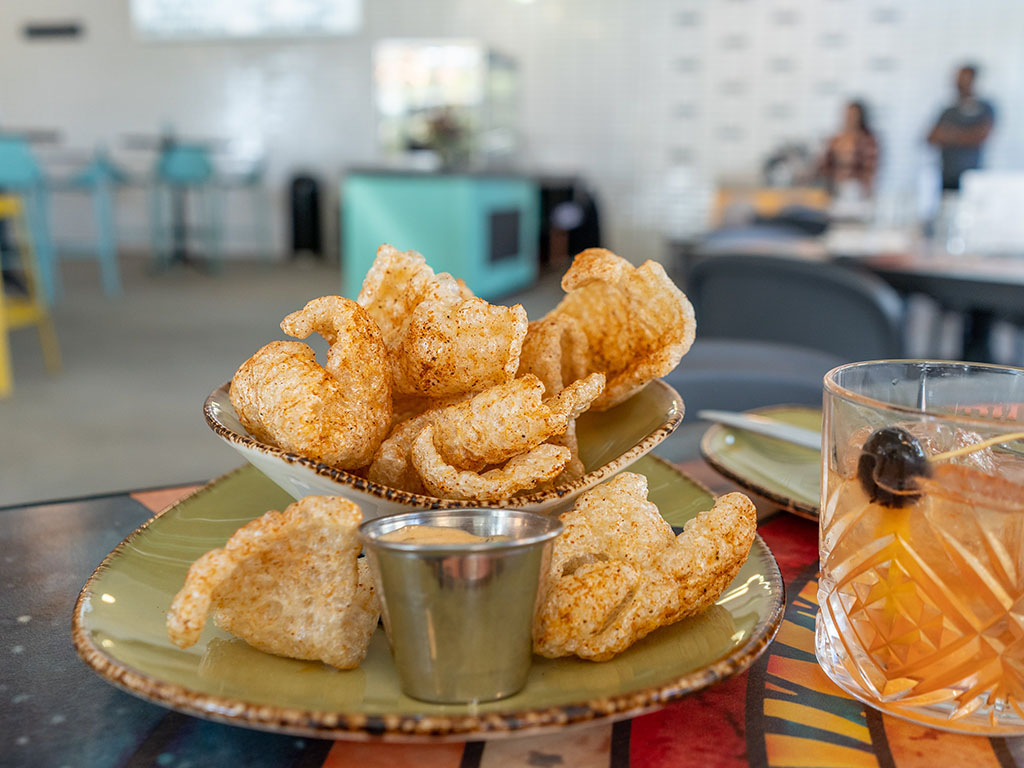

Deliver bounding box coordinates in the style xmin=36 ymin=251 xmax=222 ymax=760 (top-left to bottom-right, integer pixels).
xmin=378 ymin=524 xmax=511 ymax=545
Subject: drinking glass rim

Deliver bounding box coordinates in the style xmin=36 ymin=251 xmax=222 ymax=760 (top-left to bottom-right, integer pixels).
xmin=824 ymin=359 xmax=1024 ymax=429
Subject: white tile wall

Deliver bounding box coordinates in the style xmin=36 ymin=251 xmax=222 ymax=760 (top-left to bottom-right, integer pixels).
xmin=1 ymin=0 xmax=1022 ymax=263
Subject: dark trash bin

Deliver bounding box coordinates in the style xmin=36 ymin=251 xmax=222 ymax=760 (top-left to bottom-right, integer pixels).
xmin=290 ymin=174 xmax=323 ymax=258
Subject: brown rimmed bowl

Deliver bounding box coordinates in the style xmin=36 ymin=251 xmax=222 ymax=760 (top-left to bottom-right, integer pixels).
xmin=204 ymin=379 xmax=685 ymax=518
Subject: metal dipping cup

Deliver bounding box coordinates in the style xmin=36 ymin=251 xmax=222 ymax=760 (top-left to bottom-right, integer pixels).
xmin=358 ymin=509 xmax=562 ymax=704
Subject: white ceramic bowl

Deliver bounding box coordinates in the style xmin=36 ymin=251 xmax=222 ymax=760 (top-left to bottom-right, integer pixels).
xmin=203 ymin=380 xmax=683 ymax=519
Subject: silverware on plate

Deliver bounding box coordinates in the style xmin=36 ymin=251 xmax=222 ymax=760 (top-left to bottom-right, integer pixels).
xmin=698 ymin=409 xmax=821 ymax=450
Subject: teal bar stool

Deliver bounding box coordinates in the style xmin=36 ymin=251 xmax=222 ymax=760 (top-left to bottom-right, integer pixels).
xmin=0 ymin=136 xmax=58 ymax=304
xmin=55 ymin=146 xmax=124 ymax=297
xmin=222 ymin=159 xmax=272 ymax=258
xmin=150 ymin=143 xmax=222 ymax=270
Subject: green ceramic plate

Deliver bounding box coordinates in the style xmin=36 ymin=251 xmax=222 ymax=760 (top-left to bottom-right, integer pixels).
xmin=73 ymin=457 xmax=784 ymax=741
xmin=700 ymin=405 xmax=822 ymax=520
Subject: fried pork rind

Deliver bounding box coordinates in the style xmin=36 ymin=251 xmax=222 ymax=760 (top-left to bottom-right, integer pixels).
xmin=431 ymin=373 xmax=605 ymax=470
xmin=533 ymin=473 xmax=756 ymax=661
xmin=366 ymin=373 xmax=603 ymax=495
xmin=357 ymin=244 xmax=528 ymax=398
xmin=166 ymin=496 xmax=380 ymax=670
xmin=411 ymin=425 xmax=571 ymax=501
xmin=230 ymin=337 xmax=389 ymax=469
xmin=356 ymin=245 xmax=465 ymax=346
xmin=554 ymin=423 xmax=585 ymax=481
xmin=515 ymin=315 xmax=593 ymax=487
xmin=517 ymin=315 xmax=590 ymax=395
xmin=281 ymin=296 xmax=392 ymax=403
xmin=366 ymin=407 xmax=444 ymax=494
xmin=391 ymin=394 xmax=434 ymax=425
xmin=529 ymin=420 xmax=586 ymax=491
xmin=392 ymin=295 xmax=528 ymax=398
xmin=548 ymin=248 xmax=696 ymax=410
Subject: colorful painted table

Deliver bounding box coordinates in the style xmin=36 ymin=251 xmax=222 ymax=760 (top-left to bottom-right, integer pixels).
xmin=2 ymin=463 xmax=1020 ymax=767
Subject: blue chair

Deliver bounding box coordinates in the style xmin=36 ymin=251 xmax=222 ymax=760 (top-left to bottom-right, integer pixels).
xmin=0 ymin=137 xmax=58 ymax=304
xmin=150 ymin=143 xmax=222 ymax=269
xmin=52 ymin=146 xmax=124 ymax=297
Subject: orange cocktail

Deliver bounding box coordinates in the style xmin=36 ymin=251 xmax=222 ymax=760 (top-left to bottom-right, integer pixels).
xmin=816 ymin=361 xmax=1024 ymax=734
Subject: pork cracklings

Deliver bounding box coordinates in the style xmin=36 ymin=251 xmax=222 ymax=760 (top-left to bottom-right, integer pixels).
xmin=166 ymin=496 xmax=380 ymax=670
xmin=533 ymin=473 xmax=756 ymax=661
xmin=547 ymin=248 xmax=696 ymax=410
xmin=357 ymin=244 xmax=528 ymax=398
xmin=411 ymin=429 xmax=572 ymax=501
xmin=368 ymin=373 xmax=605 ymax=499
xmin=517 ymin=315 xmax=590 ymax=396
xmin=230 ymin=296 xmax=391 ymax=470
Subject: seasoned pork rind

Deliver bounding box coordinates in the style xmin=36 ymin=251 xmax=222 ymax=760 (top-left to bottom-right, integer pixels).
xmin=366 ymin=407 xmax=444 ymax=494
xmin=431 ymin=373 xmax=604 ymax=470
xmin=411 ymin=426 xmax=571 ymax=501
xmin=517 ymin=315 xmax=590 ymax=395
xmin=355 ymin=244 xmax=465 ymax=344
xmin=357 ymin=244 xmax=528 ymax=398
xmin=533 ymin=473 xmax=756 ymax=661
xmin=166 ymin=496 xmax=380 ymax=670
xmin=392 ymin=295 xmax=528 ymax=397
xmin=230 ymin=335 xmax=390 ymax=470
xmin=280 ymin=296 xmax=392 ymax=406
xmin=391 ymin=393 xmax=435 ymax=425
xmin=548 ymin=248 xmax=696 ymax=410
xmin=367 ymin=373 xmax=604 ymax=496
xmin=552 ymin=423 xmax=585 ymax=481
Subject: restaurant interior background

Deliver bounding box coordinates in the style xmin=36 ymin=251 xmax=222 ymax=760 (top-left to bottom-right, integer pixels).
xmin=2 ymin=0 xmax=1023 ymax=505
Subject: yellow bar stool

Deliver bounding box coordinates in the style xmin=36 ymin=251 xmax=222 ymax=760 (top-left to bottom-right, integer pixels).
xmin=0 ymin=194 xmax=61 ymax=397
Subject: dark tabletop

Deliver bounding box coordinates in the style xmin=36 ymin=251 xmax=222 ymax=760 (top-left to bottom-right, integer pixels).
xmin=5 ymin=466 xmax=1023 ymax=768
xmin=0 ymin=488 xmax=338 ymax=768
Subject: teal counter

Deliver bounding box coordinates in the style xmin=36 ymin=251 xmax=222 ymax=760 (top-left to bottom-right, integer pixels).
xmin=341 ymin=170 xmax=539 ymax=301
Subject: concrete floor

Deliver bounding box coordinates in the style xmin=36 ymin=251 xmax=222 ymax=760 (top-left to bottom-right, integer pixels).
xmin=0 ymin=256 xmax=564 ymax=507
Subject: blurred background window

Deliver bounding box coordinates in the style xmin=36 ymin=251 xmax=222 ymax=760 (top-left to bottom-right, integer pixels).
xmin=130 ymin=0 xmax=362 ymax=39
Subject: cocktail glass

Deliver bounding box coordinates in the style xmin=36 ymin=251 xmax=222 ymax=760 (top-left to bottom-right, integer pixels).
xmin=817 ymin=360 xmax=1024 ymax=734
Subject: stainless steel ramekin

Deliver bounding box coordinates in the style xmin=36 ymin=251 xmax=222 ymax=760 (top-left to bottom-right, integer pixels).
xmin=359 ymin=508 xmax=562 ymax=704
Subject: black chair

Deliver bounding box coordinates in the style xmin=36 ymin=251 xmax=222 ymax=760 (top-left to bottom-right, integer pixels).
xmin=655 ymin=338 xmax=842 ymax=463
xmin=688 ymin=254 xmax=905 ymax=361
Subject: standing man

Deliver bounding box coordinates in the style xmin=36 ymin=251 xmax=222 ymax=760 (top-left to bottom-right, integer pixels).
xmin=927 ymin=64 xmax=996 ymax=191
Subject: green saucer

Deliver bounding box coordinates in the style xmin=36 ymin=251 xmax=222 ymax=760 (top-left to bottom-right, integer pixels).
xmin=73 ymin=456 xmax=783 ymax=741
xmin=701 ymin=405 xmax=822 ymax=519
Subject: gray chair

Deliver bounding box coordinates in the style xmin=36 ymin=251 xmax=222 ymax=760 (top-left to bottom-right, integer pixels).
xmin=655 ymin=338 xmax=843 ymax=463
xmin=688 ymin=254 xmax=905 ymax=361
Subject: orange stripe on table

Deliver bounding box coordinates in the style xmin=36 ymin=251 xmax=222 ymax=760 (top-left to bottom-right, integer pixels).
xmin=774 ymin=619 xmax=816 ymax=655
xmin=882 ymin=716 xmax=1004 ymax=768
xmin=131 ymin=485 xmax=203 ymax=513
xmin=768 ymin=657 xmax=852 ymax=699
xmin=322 ymin=741 xmax=464 ymax=768
xmin=798 ymin=579 xmax=819 ymax=606
xmin=764 ymin=734 xmax=878 ymax=768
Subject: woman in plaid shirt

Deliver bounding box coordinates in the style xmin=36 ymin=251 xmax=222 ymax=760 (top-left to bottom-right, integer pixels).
xmin=819 ymin=100 xmax=879 ymax=198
